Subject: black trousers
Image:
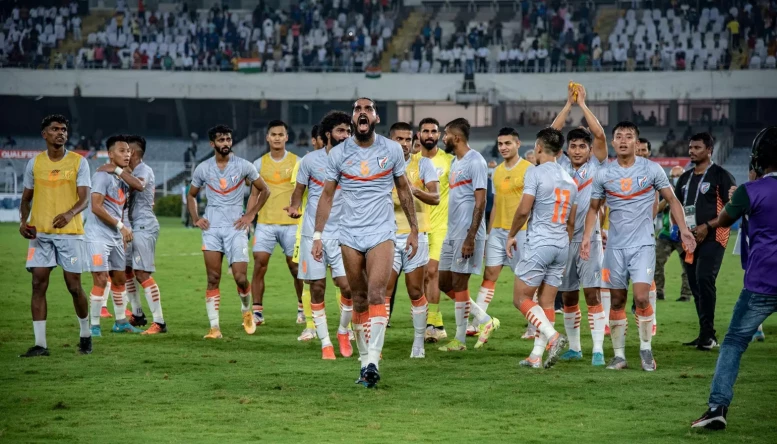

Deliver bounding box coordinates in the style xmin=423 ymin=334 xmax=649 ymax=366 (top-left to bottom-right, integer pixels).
xmin=683 ymin=240 xmax=726 ymax=341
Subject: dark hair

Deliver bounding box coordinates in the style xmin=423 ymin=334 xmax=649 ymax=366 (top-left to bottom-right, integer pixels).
xmin=319 ymin=111 xmax=352 ymax=146
xmin=266 ymin=120 xmax=289 ymax=134
xmin=310 ymin=124 xmax=320 ymax=139
xmin=498 ymin=127 xmax=520 ymax=139
xmin=418 ymin=117 xmax=440 ymax=129
xmin=126 ymin=135 xmax=147 ymax=153
xmin=208 ymin=124 xmax=233 ymax=141
xmin=751 ymin=126 xmax=777 ymax=174
xmin=353 ymin=97 xmax=376 ymax=112
xmin=638 ymin=137 xmax=652 ymax=152
xmin=444 ymin=118 xmax=471 ymax=141
xmin=41 ymin=114 xmax=69 ymax=131
xmin=105 ymin=134 xmax=127 ymax=150
xmin=389 ymin=122 xmax=413 ymax=135
xmin=567 ymin=128 xmax=593 ymax=146
xmin=611 ymin=120 xmax=640 ymax=137
xmin=689 ymin=132 xmax=715 ymax=150
xmin=536 ymin=127 xmax=565 ymax=155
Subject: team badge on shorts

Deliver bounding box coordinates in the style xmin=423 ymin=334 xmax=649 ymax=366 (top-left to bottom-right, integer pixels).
xmin=594 ymin=271 xmax=601 ymax=280
xmin=70 ymin=257 xmax=78 ymax=265
xmin=647 ymin=267 xmax=653 ymax=276
xmin=377 ymin=156 xmax=388 ymax=169
xmin=700 ymin=182 xmax=710 ymax=194
xmin=638 ymin=176 xmax=648 ymax=188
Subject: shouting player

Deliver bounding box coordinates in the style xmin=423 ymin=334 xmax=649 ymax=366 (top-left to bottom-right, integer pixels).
xmin=507 ymin=128 xmax=576 ymax=369
xmin=250 ymin=120 xmax=303 ymax=325
xmin=550 ymin=83 xmax=609 ymax=365
xmin=581 ymin=121 xmax=695 ymax=371
xmin=469 ymin=127 xmax=533 ymax=336
xmin=86 ymin=135 xmax=145 ymax=336
xmin=287 ymin=111 xmax=354 ymax=359
xmin=122 ymin=135 xmax=166 ymax=334
xmin=20 ymin=114 xmax=92 ymax=357
xmin=313 ymin=98 xmax=417 ymax=387
xmin=438 ymin=118 xmax=499 ymax=352
xmin=188 ymin=125 xmax=270 ymax=339
xmin=387 ymin=122 xmax=439 ymax=358
xmin=417 ymin=117 xmax=455 ymax=342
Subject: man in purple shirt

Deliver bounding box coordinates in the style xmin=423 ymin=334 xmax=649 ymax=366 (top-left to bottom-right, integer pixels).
xmin=692 ymin=126 xmax=777 ymax=430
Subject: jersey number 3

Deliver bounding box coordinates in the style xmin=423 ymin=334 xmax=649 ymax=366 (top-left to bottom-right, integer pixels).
xmin=552 ymin=188 xmax=571 ymax=223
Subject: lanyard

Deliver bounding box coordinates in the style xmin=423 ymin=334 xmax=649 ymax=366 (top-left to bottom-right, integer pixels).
xmin=684 ymin=162 xmax=713 ymax=207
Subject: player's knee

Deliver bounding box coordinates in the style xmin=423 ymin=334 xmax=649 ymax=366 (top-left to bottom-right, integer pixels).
xmin=562 ymin=291 xmax=579 ymax=307
xmin=310 ymin=280 xmax=326 ymax=303
xmin=134 ymin=270 xmax=151 ymax=283
xmin=233 ymin=273 xmax=249 ymax=289
xmin=110 ymin=274 xmax=126 ymax=287
xmin=91 ymin=273 xmax=109 ymax=289
xmin=31 ymin=275 xmax=49 ymax=294
xmin=206 ymin=270 xmax=221 ymax=288
xmin=582 ymin=289 xmax=600 ymax=306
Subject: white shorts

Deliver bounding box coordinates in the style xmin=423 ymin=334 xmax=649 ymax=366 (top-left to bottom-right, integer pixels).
xmin=559 ymin=240 xmax=603 ymax=291
xmin=202 ymin=226 xmax=250 ymax=265
xmin=252 ymin=223 xmax=297 ymax=257
xmin=26 ymin=236 xmax=85 ymax=273
xmin=340 ymin=230 xmax=395 ymax=253
xmin=86 ymin=239 xmax=126 ymax=272
xmin=486 ymin=228 xmax=525 ymax=268
xmin=515 ymin=244 xmax=569 ymax=288
xmin=128 ymin=229 xmax=159 ymax=272
xmin=298 ymin=236 xmax=346 ymax=281
xmin=393 ymin=233 xmax=429 ymax=274
xmin=602 ymin=245 xmax=656 ymax=289
xmin=439 ymin=237 xmax=485 ymax=275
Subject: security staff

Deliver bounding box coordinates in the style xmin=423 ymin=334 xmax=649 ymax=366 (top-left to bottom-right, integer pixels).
xmin=675 ymin=132 xmax=735 ymax=351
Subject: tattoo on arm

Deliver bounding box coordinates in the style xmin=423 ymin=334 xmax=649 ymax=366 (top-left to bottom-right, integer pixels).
xmin=396 ymin=175 xmax=418 ymax=231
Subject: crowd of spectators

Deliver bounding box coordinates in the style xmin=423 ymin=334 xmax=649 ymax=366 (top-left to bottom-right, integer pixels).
xmin=389 ymin=0 xmax=775 ymax=74
xmin=2 ymin=0 xmax=396 ymax=72
xmin=1 ymin=1 xmax=83 ymax=68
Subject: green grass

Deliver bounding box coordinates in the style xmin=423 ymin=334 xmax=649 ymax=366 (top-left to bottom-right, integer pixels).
xmin=0 ymin=218 xmax=775 ymax=443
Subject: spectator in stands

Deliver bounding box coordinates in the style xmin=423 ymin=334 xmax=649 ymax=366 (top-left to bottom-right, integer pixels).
xmin=524 ymin=149 xmax=537 ymax=166
xmin=648 ymin=111 xmax=658 ymax=126
xmin=592 ymin=44 xmax=602 ymax=71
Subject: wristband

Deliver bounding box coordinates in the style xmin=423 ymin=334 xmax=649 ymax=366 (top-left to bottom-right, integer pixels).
xmin=114 ymin=167 xmax=123 ymax=176
xmin=116 ymin=221 xmax=124 ymax=230
xmin=312 ymin=231 xmax=322 ymax=240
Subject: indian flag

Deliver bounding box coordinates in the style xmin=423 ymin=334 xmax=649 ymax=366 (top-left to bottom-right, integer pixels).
xmin=365 ymin=66 xmax=382 ymax=79
xmin=237 ymin=58 xmax=262 ymax=73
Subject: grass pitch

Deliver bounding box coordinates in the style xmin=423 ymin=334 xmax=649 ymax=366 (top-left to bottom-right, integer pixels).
xmin=1 ymin=218 xmax=775 ymax=443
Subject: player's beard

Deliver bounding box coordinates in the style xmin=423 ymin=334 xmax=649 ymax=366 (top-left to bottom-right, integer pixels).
xmin=354 ymin=116 xmax=376 ymax=143
xmin=332 ymin=136 xmax=348 ymax=148
xmin=216 ymin=145 xmax=232 ymax=156
xmin=421 ymin=138 xmax=438 ymax=150
xmin=443 ymin=139 xmax=456 ymax=154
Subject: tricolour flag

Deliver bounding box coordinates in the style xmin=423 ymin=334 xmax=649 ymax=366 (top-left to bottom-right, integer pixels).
xmin=237 ymin=58 xmax=262 ymax=73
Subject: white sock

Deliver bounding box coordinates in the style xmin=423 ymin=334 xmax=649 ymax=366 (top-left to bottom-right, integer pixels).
xmin=126 ymin=276 xmax=143 ymax=317
xmin=101 ymin=296 xmax=109 ymax=309
xmin=454 ymin=300 xmax=468 ymax=343
xmin=610 ymin=310 xmax=627 ymax=359
xmin=411 ymin=297 xmax=428 ymax=348
xmin=238 ymin=287 xmax=252 ymax=313
xmin=205 ymin=291 xmax=220 ymax=328
xmin=523 ymin=303 xmax=558 ymax=340
xmin=473 ymin=281 xmax=495 ymax=326
xmin=563 ymin=305 xmax=582 ymax=352
xmin=141 ymin=278 xmax=164 ymax=324
xmin=601 ymin=289 xmax=611 ymax=324
xmin=367 ymin=306 xmax=387 ymax=368
xmin=90 ymin=286 xmax=106 ymax=326
xmin=353 ymin=313 xmax=369 ymax=366
xmin=637 ymin=306 xmax=655 ymax=351
xmin=312 ymin=302 xmax=332 ymax=348
xmin=111 ymin=286 xmax=127 ymax=322
xmin=589 ymin=304 xmax=606 ymax=354
xmin=33 ymin=320 xmax=47 ymax=348
xmin=468 ymin=297 xmax=491 ymax=325
xmin=530 ymin=331 xmax=549 ymax=357
xmin=78 ymin=316 xmax=91 ymax=338
xmin=649 ymin=283 xmax=657 ymax=328
xmin=338 ymin=295 xmax=353 ymax=334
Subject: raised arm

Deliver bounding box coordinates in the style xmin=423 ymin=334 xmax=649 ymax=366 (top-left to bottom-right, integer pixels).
xmin=577 ymin=84 xmax=607 ymax=162
xmin=96 ymin=163 xmax=144 ymax=191
xmin=551 ymin=84 xmax=575 ymax=131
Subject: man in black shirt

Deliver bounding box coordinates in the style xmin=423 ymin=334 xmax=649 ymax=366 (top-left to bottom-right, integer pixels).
xmin=675 ymin=133 xmax=736 ymax=351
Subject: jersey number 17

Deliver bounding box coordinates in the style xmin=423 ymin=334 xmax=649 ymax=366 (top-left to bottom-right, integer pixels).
xmin=552 ymin=188 xmax=571 ymax=223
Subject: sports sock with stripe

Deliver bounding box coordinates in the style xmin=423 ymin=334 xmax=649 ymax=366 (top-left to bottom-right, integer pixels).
xmin=111 ymin=284 xmax=128 ymax=322
xmin=205 ymin=289 xmax=220 ymax=328
xmin=367 ymin=304 xmax=387 ymax=367
xmin=610 ymin=308 xmax=627 ymax=359
xmin=312 ymin=302 xmax=332 ymax=348
xmin=141 ymin=278 xmax=164 ymax=324
xmin=563 ymin=304 xmax=582 ymax=352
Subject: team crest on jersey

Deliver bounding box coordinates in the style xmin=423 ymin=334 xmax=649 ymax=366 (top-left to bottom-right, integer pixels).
xmin=377 ymin=156 xmax=389 ymax=170
xmin=700 ymin=182 xmax=710 ymax=194
xmin=638 ymin=176 xmax=648 ymax=188
xmin=578 ymin=166 xmax=588 ymax=179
